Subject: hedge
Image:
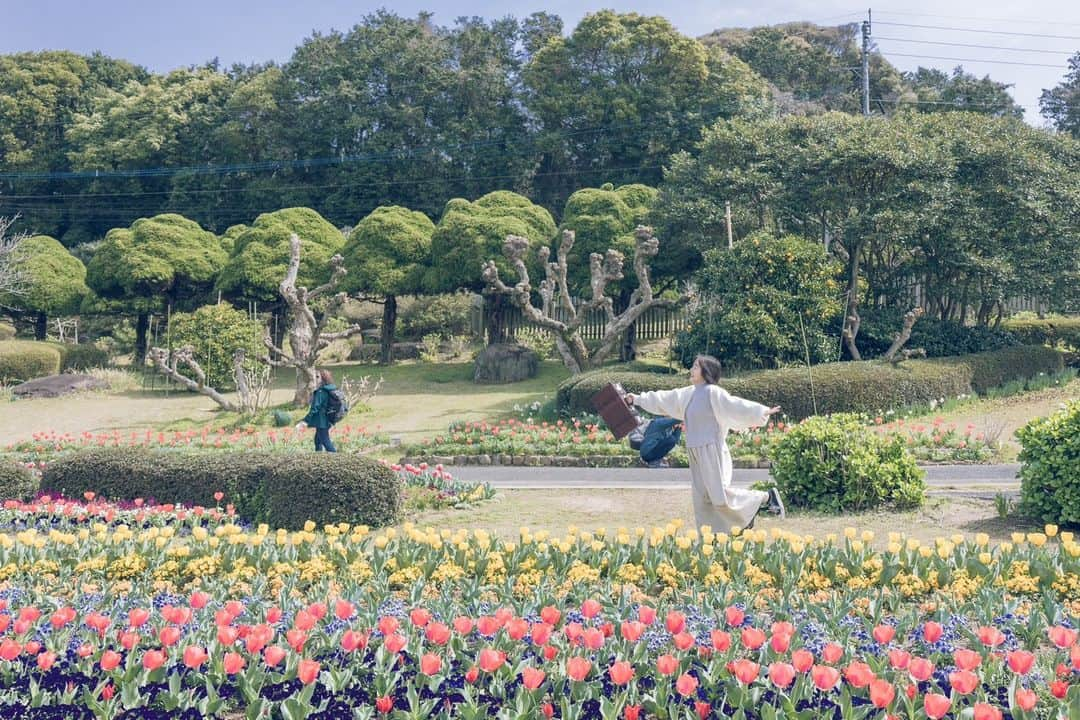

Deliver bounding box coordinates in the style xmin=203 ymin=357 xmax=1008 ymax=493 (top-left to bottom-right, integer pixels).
xmin=1002 ymin=315 xmax=1080 ymax=350
xmin=1017 ymin=400 xmax=1080 ymax=526
xmin=39 ymin=448 xmax=403 ymax=530
xmin=0 ymin=462 xmax=39 ymax=502
xmin=556 ymin=346 xmax=1063 ymax=420
xmin=0 ymin=340 xmax=62 ymax=381
xmin=48 ymin=342 xmax=110 ymax=372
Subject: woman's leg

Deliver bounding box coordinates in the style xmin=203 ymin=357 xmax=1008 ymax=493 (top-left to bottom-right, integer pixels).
xmin=687 ymin=445 xmax=767 ymax=532
xmin=315 ymin=427 xmax=336 ymax=452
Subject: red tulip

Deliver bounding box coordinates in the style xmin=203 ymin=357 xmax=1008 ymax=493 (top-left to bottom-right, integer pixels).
xmin=420 ymin=653 xmax=442 ymax=676
xmin=36 ymin=651 xmax=56 ymax=671
xmin=506 ymin=618 xmax=529 ymax=641
xmin=666 ymin=611 xmax=686 ymax=634
xmin=567 ymin=656 xmax=592 ymax=681
xmin=384 ymin=633 xmax=406 ymax=654
xmin=99 ymin=650 xmax=121 ymax=672
xmin=1072 ymin=644 xmax=1080 ymax=671
xmin=638 ymin=606 xmax=656 ymax=625
xmin=725 ymin=606 xmax=745 ymax=627
xmin=657 ymin=654 xmax=679 ymax=675
xmin=954 ymin=648 xmax=982 ymax=671
xmin=978 ymin=626 xmax=1005 ymax=647
xmin=265 ymin=606 xmax=283 ymax=624
xmin=223 ymin=652 xmax=245 ymax=674
xmin=624 ymin=705 xmax=641 ymax=720
xmin=263 ymin=645 xmax=286 ymax=667
xmin=182 ymin=646 xmax=207 ymax=669
xmin=872 ymin=625 xmax=896 ymax=644
xmin=770 ymin=632 xmax=791 ymax=653
xmin=788 ymin=649 xmax=811 ymax=673
xmin=217 ymin=626 xmax=239 ymax=646
xmin=540 ymin=606 xmax=561 ymax=626
xmin=909 ymin=657 xmax=934 ymax=682
xmin=675 ymin=673 xmax=699 ymax=697
xmin=922 ymin=621 xmax=943 ymax=644
xmin=334 ymin=599 xmax=355 ymax=621
xmin=888 ymin=649 xmax=911 ymax=670
xmin=711 ymin=630 xmax=731 ymax=652
xmin=694 ymin=701 xmax=711 ymax=719
xmin=465 ymin=666 xmax=479 ymax=683
xmin=189 ymin=591 xmax=210 ymax=609
xmin=732 ymin=659 xmax=760 ymax=685
xmin=100 ymin=685 xmax=114 ymax=701
xmin=583 ymin=628 xmax=605 ymax=650
xmin=844 ymin=662 xmax=875 ymax=688
xmin=1007 ymin=650 xmax=1035 ymax=675
xmin=608 ymin=660 xmax=634 ymax=685
xmin=298 ymin=659 xmax=321 ymax=685
xmin=741 ymin=627 xmax=766 ymax=650
xmin=531 ymin=623 xmax=553 ymax=646
xmin=128 ymin=608 xmax=150 ymax=628
xmin=119 ymin=631 xmax=140 ymax=651
xmin=293 ymin=610 xmax=316 ymax=631
xmin=1050 ymin=680 xmax=1068 ymax=699
xmin=972 ymin=702 xmax=1002 ymax=720
xmin=23 ymin=641 xmax=39 ymax=655
xmin=142 ymin=649 xmax=166 ymax=671
xmin=811 ymin=665 xmax=840 ymax=691
xmin=85 ymin=613 xmax=110 ymax=636
xmin=494 ymin=608 xmax=514 ymax=627
xmin=581 ymin=599 xmax=602 ymax=618
xmin=869 ymin=679 xmax=895 ymax=708
xmin=341 ymin=630 xmax=368 ymax=653
xmin=543 ymin=644 xmax=558 ymax=661
xmin=673 ymin=632 xmax=695 ymax=651
xmin=475 ymin=616 xmax=500 ymax=637
xmin=286 ymin=629 xmax=308 ymax=653
xmin=453 ymin=616 xmax=474 ymax=635
xmin=225 ymin=600 xmax=246 ymax=619
xmin=1015 ymin=687 xmax=1038 ymax=711
xmin=410 ymin=608 xmax=431 ymax=627
xmin=522 ymin=666 xmax=546 ymax=690
xmin=621 ymin=621 xmax=645 ymax=643
xmin=377 ymin=616 xmax=399 ymax=636
xmin=768 ymin=661 xmax=795 ymax=688
xmin=426 ymin=622 xmax=451 ymax=646
xmin=924 ymin=693 xmax=952 ymax=720
xmin=1049 ymin=625 xmax=1078 ymax=649
xmin=375 ymin=695 xmax=394 ymax=714
xmin=478 ymin=648 xmax=506 ymax=672
xmin=541 ymin=702 xmax=554 ymax=719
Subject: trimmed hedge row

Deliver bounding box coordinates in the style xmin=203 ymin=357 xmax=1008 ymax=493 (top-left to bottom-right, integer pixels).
xmin=557 ymin=345 xmax=1064 ymax=420
xmin=1002 ymin=316 xmax=1080 ymax=350
xmin=0 ymin=340 xmax=61 ymax=381
xmin=0 ymin=462 xmax=38 ymax=502
xmin=50 ymin=342 xmax=110 ymax=372
xmin=38 ymin=448 xmax=403 ymax=530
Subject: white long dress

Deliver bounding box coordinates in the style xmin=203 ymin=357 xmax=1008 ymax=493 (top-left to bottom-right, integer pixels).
xmin=633 ymin=383 xmax=770 ymax=533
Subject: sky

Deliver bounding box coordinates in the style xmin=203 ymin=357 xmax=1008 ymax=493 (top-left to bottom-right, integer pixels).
xmin=4 ymin=0 xmax=1078 ymax=126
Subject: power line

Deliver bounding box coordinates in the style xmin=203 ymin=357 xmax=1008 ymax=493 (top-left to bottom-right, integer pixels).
xmin=873 ymin=21 xmax=1080 ymax=41
xmin=874 ymin=36 xmax=1075 ymax=56
xmin=881 ymin=52 xmax=1066 ymax=69
xmin=871 ymin=10 xmax=1080 ymax=30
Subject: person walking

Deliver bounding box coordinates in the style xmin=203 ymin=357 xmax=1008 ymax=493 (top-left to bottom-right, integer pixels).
xmin=625 ymin=355 xmax=785 ymax=532
xmin=295 ymin=369 xmax=340 ymax=452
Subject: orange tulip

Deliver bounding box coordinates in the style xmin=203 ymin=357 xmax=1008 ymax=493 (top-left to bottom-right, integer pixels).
xmin=869 ymin=679 xmax=895 ymax=708
xmin=521 ymin=666 xmax=546 ymax=690
xmin=768 ymin=661 xmax=795 ymax=688
xmin=1007 ymin=650 xmax=1035 ymax=675
xmin=566 ymin=656 xmax=592 ymax=682
xmin=223 ymin=652 xmax=245 ymax=675
xmin=924 ymin=693 xmax=952 ymax=720
xmin=657 ymin=654 xmax=679 ymax=675
xmin=420 ymin=653 xmax=442 ymax=676
xmin=811 ymin=665 xmax=840 ymax=691
xmin=608 ymin=660 xmax=634 ymax=686
xmin=675 ymin=673 xmax=699 ymax=697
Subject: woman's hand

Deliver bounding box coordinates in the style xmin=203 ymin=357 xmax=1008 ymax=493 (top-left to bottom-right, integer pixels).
xmin=766 ymin=406 xmax=781 ymax=417
xmin=295 ymin=421 xmax=308 ymax=431
xmin=624 ymin=393 xmax=636 ymax=407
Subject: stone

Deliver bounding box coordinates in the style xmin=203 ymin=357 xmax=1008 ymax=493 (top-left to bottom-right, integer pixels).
xmin=12 ymin=373 xmax=107 ymax=399
xmin=478 ymin=454 xmax=491 ymax=466
xmin=472 ymin=343 xmax=539 ymax=384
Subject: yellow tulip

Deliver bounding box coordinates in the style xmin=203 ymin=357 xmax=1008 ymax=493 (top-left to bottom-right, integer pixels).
xmin=844 ymin=527 xmax=857 ymax=539
xmin=975 ymin=533 xmax=989 ymax=547
xmin=1045 ymin=524 xmax=1059 ymax=538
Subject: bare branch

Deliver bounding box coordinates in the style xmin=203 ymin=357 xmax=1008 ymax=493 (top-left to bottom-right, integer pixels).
xmin=883 ymin=307 xmax=924 ymax=363
xmin=147 ymin=346 xmax=238 ymax=411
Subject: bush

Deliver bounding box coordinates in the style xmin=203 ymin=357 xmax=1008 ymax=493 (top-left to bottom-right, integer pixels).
xmin=0 ymin=340 xmax=62 ymax=381
xmin=768 ymin=414 xmax=926 ymax=512
xmin=556 ymin=346 xmax=1063 ymax=419
xmin=0 ymin=323 xmax=15 ymax=341
xmin=50 ymin=342 xmax=110 ymax=371
xmin=1017 ymin=400 xmax=1080 ymax=526
xmin=0 ymin=462 xmax=39 ymax=501
xmin=1002 ymin=314 xmax=1080 ymax=350
xmin=853 ymin=307 xmax=1021 ymax=358
xmin=168 ymin=304 xmax=264 ymax=390
xmin=399 ymin=293 xmax=475 ymax=340
xmin=40 ymin=448 xmax=403 ymax=530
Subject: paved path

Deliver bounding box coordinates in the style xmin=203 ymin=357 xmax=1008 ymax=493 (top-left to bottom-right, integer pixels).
xmin=443 ymin=464 xmax=1022 ymax=490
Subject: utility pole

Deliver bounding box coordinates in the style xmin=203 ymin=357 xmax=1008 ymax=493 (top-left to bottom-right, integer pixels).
xmin=861 ymin=9 xmax=872 ymax=116
xmin=725 ymin=201 xmax=733 ymax=249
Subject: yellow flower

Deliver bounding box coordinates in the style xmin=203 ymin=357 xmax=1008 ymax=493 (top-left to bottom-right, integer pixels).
xmin=1045 ymin=524 xmax=1058 ymax=537
xmin=1010 ymin=532 xmax=1025 ymax=545
xmin=844 ymin=528 xmax=857 ymax=539
xmin=978 ymin=552 xmax=992 ymax=565
xmin=975 ymin=533 xmax=989 ymax=547
xmin=1027 ymin=533 xmax=1047 ymax=547
xmin=374 ymin=535 xmax=389 ymax=549
xmin=861 ymin=531 xmax=874 ymax=543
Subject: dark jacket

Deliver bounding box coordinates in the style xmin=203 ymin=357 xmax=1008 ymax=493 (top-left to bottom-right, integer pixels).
xmin=303 ymin=383 xmax=337 ymax=429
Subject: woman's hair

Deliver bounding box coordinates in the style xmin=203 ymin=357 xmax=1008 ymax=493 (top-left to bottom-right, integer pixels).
xmin=694 ymin=355 xmax=722 ymax=385
xmin=318 ymin=369 xmax=334 ymax=386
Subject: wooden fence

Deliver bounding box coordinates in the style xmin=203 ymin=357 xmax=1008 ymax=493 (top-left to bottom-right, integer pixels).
xmin=471 ymin=300 xmax=687 ymax=341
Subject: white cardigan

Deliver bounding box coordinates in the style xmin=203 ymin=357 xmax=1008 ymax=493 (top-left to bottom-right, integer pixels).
xmin=633 ymin=384 xmax=771 ymax=437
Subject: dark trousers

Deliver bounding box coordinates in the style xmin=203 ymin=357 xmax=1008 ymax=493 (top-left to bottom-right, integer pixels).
xmin=640 ymin=417 xmax=681 ymax=462
xmin=314 ymin=426 xmax=336 ymax=452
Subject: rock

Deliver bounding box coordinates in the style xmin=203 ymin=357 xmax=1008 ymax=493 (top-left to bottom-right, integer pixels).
xmin=512 ymin=455 xmax=525 ymax=466
xmin=473 ymin=343 xmax=539 ymax=384
xmin=478 ymin=454 xmax=491 ymax=466
xmin=13 ymin=373 xmax=107 ymax=399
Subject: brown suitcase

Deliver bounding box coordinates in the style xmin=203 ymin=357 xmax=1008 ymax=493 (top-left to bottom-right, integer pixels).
xmin=591 ymin=383 xmax=640 ymax=439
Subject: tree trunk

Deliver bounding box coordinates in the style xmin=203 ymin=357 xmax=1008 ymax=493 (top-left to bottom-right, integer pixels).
xmin=295 ymin=364 xmax=317 ymax=408
xmin=842 ymin=243 xmax=862 ymax=361
xmin=34 ymin=311 xmax=47 ymax=341
xmin=135 ymin=313 xmax=150 ymax=361
xmin=485 ymin=293 xmax=508 ymax=346
xmin=271 ymin=308 xmax=287 ymax=354
xmin=620 ymin=320 xmax=638 ymax=362
xmin=380 ymin=295 xmax=397 ymax=365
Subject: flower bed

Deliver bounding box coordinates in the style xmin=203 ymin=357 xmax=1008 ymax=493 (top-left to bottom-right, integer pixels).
xmin=0 ymin=500 xmax=1076 ymax=717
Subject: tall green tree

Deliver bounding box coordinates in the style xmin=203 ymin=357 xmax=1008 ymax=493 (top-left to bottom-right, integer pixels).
xmin=1041 ymin=52 xmax=1080 ymax=139
xmin=425 ymin=191 xmax=556 ymax=344
xmin=340 ymin=206 xmax=435 ymax=364
xmin=85 ymin=213 xmax=226 ymax=358
xmin=0 ymin=235 xmax=90 ymax=339
xmin=903 ymin=66 xmax=1023 ymax=117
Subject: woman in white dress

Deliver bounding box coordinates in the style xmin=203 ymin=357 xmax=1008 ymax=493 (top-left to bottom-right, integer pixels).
xmin=625 ymin=355 xmax=785 ymax=533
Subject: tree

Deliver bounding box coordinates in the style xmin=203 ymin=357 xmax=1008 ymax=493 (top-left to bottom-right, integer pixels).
xmin=483 ymin=226 xmax=692 ymax=373
xmin=85 ymin=213 xmax=227 ymax=359
xmin=0 ymin=217 xmax=28 ymax=302
xmin=263 ymin=234 xmax=363 ymax=406
xmin=903 ymin=66 xmax=1023 ymax=117
xmin=1041 ymin=52 xmax=1080 ymax=139
xmin=424 ymin=191 xmax=556 ymax=344
xmin=340 ymin=206 xmax=434 ymax=364
xmin=0 ymin=235 xmax=89 ymax=340
xmin=524 ymin=11 xmax=770 ymax=209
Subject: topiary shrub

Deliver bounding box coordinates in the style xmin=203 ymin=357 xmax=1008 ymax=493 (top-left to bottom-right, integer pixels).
xmin=0 ymin=462 xmax=39 ymax=501
xmin=399 ymin=293 xmax=475 ymax=340
xmin=940 ymin=345 xmax=1063 ymax=394
xmin=1017 ymin=400 xmax=1080 ymax=526
xmin=0 ymin=340 xmax=62 ymax=381
xmin=768 ymin=413 xmax=926 ymax=512
xmin=39 ymin=447 xmax=403 ymax=530
xmin=168 ymin=304 xmax=264 ymax=390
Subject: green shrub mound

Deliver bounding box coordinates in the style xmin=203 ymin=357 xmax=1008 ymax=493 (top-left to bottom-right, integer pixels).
xmin=0 ymin=323 xmax=15 ymax=341
xmin=556 ymin=346 xmax=1063 ymax=419
xmin=168 ymin=304 xmax=264 ymax=390
xmin=0 ymin=340 xmax=62 ymax=381
xmin=0 ymin=462 xmax=39 ymax=502
xmin=40 ymin=448 xmax=403 ymax=530
xmin=768 ymin=413 xmax=926 ymax=512
xmin=854 ymin=308 xmax=1021 ymax=357
xmin=1002 ymin=315 xmax=1080 ymax=350
xmin=1017 ymin=400 xmax=1080 ymax=526
xmin=49 ymin=342 xmax=110 ymax=371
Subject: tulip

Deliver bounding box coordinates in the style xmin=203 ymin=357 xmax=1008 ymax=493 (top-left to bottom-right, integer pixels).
xmin=293 ymin=610 xmax=316 ymax=632
xmin=1007 ymin=650 xmax=1035 ymax=675
xmin=770 ymin=631 xmax=791 ymax=653
xmin=711 ymin=630 xmax=731 ymax=652
xmin=263 ymin=645 xmax=286 ymax=667
xmin=119 ymin=632 xmax=140 ymax=651
xmin=621 ymin=621 xmax=645 ymax=643
xmin=1015 ymin=688 xmax=1038 ymax=711
xmin=725 ymin=606 xmax=745 ymax=627
xmin=675 ymin=673 xmax=699 ymax=697
xmin=341 ymin=629 xmax=368 ymax=653
xmin=420 ymin=653 xmax=442 ymax=676
xmin=924 ymin=693 xmax=952 ymax=720
xmin=183 ymin=646 xmax=207 ymax=669
xmin=223 ymin=652 xmax=245 ymax=674
xmin=142 ymin=650 xmax=166 ymax=671
xmin=298 ymin=659 xmax=321 ymax=685
xmin=376 ymin=696 xmax=394 ymax=714
xmin=1050 ymin=681 xmax=1068 ymax=699
xmin=666 ymin=611 xmax=686 ymax=634
xmin=581 ymin=628 xmax=604 ymax=650
xmin=732 ymin=659 xmax=760 ymax=685
xmin=189 ymin=591 xmax=210 ymax=609
xmin=377 ymin=616 xmax=399 ymax=636
xmin=567 ymin=656 xmax=592 ymax=681
xmin=522 ymin=666 xmax=546 ymax=690
xmin=410 ymin=608 xmax=431 ymax=627
xmin=673 ymin=632 xmax=695 ymax=651
xmin=286 ymin=629 xmax=308 ymax=653
xmin=453 ymin=616 xmax=474 ymax=635
xmin=426 ymin=622 xmax=451 ymax=646
xmin=541 ymin=702 xmax=554 ymax=719
xmin=872 ymin=625 xmax=896 ymax=644
xmin=768 ymin=662 xmax=795 ymax=688
xmin=540 ymin=606 xmax=561 ymax=626
xmin=217 ymin=626 xmax=239 ymax=646
xmin=792 ymin=649 xmax=814 ymax=673
xmin=888 ymin=649 xmax=911 ymax=670
xmin=638 ymin=606 xmax=656 ymax=625
xmin=384 ymin=633 xmax=406 ymax=654
xmin=909 ymin=657 xmax=934 ymax=682
xmin=531 ymin=623 xmax=553 ymax=646
xmin=694 ymin=701 xmax=711 ymax=719
xmin=543 ymin=644 xmax=558 ymax=661
xmin=465 ymin=666 xmax=479 ymax=683
xmin=506 ymin=618 xmax=529 ymax=641
xmin=972 ymin=703 xmax=1002 ymax=720
xmin=581 ymin=599 xmax=601 ymax=618
xmin=869 ymin=679 xmax=895 ymax=708
xmin=811 ymin=665 xmax=840 ymax=691
xmin=978 ymin=626 xmax=1005 ymax=647
xmin=844 ymin=662 xmax=875 ymax=688
xmin=478 ymin=648 xmax=506 ymax=672
xmin=822 ymin=643 xmax=843 ymax=664
xmin=1049 ymin=625 xmax=1078 ymax=649
xmin=477 ymin=616 xmax=501 ymax=637
xmin=99 ymin=650 xmax=121 ymax=672
xmin=954 ymin=648 xmax=981 ymax=671
xmin=741 ymin=627 xmax=766 ymax=650
xmin=36 ymin=651 xmax=56 ymax=671
xmin=334 ymin=599 xmax=355 ymax=621
xmin=128 ymin=608 xmax=150 ymax=628
xmin=609 ymin=660 xmax=634 ymax=685
xmin=922 ymin=621 xmax=943 ymax=643
xmin=624 ymin=705 xmax=641 ymax=720
xmin=265 ymin=606 xmax=283 ymax=624
xmin=657 ymin=654 xmax=679 ymax=675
